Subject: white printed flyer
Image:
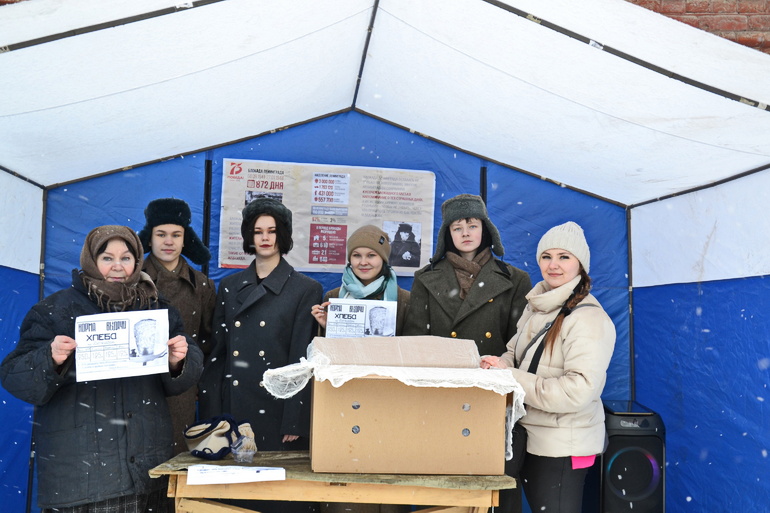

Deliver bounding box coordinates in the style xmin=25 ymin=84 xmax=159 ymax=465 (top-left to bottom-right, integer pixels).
xmin=325 ymin=298 xmax=398 ymax=338
xmin=74 ymin=310 xmax=170 ymax=382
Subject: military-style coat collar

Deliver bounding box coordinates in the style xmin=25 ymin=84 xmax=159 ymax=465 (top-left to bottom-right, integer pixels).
xmin=418 ymin=257 xmax=515 ymax=325
xmin=233 ymin=257 xmax=294 ymax=316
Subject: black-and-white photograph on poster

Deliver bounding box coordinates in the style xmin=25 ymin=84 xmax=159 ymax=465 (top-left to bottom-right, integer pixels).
xmin=385 ymin=221 xmax=422 ymax=268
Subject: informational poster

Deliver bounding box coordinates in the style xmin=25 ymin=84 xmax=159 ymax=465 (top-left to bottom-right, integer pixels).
xmin=325 ymin=298 xmax=398 ymax=338
xmin=75 ymin=310 xmax=169 ymax=382
xmin=219 ymin=159 xmax=435 ymax=275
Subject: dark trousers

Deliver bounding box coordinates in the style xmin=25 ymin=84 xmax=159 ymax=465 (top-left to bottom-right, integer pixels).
xmin=520 ymin=453 xmax=589 ymax=513
xmin=496 ymin=454 xmax=523 ymax=513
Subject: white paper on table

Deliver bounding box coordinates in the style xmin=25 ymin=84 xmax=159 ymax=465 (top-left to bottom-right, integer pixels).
xmin=326 ymin=298 xmax=397 ymax=338
xmin=186 ymin=465 xmax=286 ymax=485
xmin=75 ymin=310 xmax=169 ymax=382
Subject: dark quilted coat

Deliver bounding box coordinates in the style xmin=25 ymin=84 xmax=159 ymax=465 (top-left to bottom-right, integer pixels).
xmin=0 ymin=271 xmax=203 ymax=509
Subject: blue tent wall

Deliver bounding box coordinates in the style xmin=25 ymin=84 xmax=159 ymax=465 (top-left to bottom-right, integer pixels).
xmin=44 ymin=153 xmax=212 ymax=295
xmin=0 ymin=265 xmax=41 ymax=513
xmin=634 ymin=277 xmax=770 ymax=512
xmin=5 ymin=111 xmax=631 ymax=510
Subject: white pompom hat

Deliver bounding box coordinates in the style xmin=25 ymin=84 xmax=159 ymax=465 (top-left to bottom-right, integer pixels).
xmin=536 ymin=221 xmax=590 ymax=273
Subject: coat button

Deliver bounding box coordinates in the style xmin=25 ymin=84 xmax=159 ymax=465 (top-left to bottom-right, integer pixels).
xmin=233 ymin=350 xmax=239 ymax=357
xmin=485 ymin=332 xmax=492 ymax=339
xmin=235 ymin=321 xmax=241 ymax=327
xmin=233 ymin=380 xmax=239 ymax=386
xmin=259 ymin=350 xmax=265 ymax=357
xmin=259 ymin=321 xmax=266 ymax=327
xmin=488 ymin=298 xmax=494 ymax=303
xmin=451 ymin=331 xmax=457 ymax=338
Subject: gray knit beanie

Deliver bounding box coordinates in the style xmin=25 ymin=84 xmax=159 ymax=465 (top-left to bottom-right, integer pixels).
xmin=347 ymin=225 xmax=391 ymax=264
xmin=536 ymin=221 xmax=590 ymax=273
xmin=432 ymin=194 xmax=504 ymax=261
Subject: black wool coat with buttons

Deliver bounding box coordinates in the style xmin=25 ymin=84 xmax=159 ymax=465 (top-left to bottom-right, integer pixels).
xmin=198 ymin=258 xmax=322 ymax=451
xmin=403 ymin=256 xmax=531 ymax=357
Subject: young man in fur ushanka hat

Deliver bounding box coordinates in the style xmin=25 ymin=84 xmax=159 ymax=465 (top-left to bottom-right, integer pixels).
xmin=402 ymin=193 xmax=531 ymax=512
xmin=138 ymin=197 xmax=217 ymax=455
xmin=404 ymin=193 xmax=531 ymax=355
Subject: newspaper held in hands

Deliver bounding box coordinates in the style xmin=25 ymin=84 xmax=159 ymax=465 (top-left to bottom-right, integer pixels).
xmin=75 ymin=310 xmax=169 ymax=382
xmin=325 ymin=298 xmax=397 ymax=338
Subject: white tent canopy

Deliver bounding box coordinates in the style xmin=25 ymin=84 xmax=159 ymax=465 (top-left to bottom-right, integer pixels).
xmin=3 ymin=2 xmax=770 ymax=512
xmin=3 ymin=0 xmax=770 ymax=284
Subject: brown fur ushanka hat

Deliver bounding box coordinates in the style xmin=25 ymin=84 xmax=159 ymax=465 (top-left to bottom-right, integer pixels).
xmin=432 ymin=194 xmax=504 ymax=261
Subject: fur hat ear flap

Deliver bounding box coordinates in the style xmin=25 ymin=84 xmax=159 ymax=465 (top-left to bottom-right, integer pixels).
xmin=182 ymin=227 xmax=212 ymax=266
xmin=138 ymin=198 xmax=211 ymax=265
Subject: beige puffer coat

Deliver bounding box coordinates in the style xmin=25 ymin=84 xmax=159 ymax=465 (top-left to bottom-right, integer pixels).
xmin=500 ymin=275 xmax=616 ymax=458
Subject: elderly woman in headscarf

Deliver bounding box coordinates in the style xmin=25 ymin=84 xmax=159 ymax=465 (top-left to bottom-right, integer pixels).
xmin=0 ymin=225 xmax=203 ymax=513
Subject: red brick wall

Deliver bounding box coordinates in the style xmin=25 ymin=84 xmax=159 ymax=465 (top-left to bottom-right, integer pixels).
xmin=626 ymin=0 xmax=770 ymax=54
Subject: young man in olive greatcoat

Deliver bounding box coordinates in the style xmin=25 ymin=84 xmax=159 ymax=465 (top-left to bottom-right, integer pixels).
xmin=138 ymin=197 xmax=216 ymax=455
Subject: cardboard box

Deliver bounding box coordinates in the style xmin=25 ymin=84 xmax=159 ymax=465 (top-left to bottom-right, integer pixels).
xmin=309 ymin=336 xmax=508 ymax=475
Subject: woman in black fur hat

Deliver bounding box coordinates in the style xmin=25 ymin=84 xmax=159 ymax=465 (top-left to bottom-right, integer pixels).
xmin=138 ymin=197 xmax=216 ymax=457
xmin=199 ymin=197 xmax=322 ymax=513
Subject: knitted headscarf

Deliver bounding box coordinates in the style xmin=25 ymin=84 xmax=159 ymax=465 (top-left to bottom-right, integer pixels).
xmin=79 ymin=225 xmax=158 ymax=311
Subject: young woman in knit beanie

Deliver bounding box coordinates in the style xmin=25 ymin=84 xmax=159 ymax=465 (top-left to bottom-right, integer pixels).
xmin=311 ymin=224 xmax=411 ymax=337
xmin=481 ymin=221 xmax=616 ymax=513
xmin=312 ymin=226 xmax=411 ymax=513
xmin=138 ymin=197 xmax=217 ymax=457
xmin=0 ymin=225 xmax=203 ymax=513
xmin=198 ymin=198 xmax=322 ymax=513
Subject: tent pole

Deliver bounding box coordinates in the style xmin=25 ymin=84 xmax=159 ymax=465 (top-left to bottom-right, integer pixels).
xmin=626 ymin=207 xmax=635 ymax=400
xmin=480 ymin=164 xmax=487 ymax=202
xmin=202 ymin=157 xmax=213 ymax=276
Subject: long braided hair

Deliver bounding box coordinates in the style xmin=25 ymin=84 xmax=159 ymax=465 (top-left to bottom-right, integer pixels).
xmin=543 ymin=267 xmax=592 ymax=355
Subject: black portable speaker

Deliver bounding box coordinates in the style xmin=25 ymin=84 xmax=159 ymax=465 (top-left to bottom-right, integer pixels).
xmin=599 ymin=400 xmax=665 ymax=513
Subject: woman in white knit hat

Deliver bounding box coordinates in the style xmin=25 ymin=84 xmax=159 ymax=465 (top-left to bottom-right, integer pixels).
xmin=481 ymin=221 xmax=616 ymax=513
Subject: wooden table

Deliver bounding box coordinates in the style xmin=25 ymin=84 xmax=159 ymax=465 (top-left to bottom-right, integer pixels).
xmin=149 ymin=451 xmax=516 ymax=513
